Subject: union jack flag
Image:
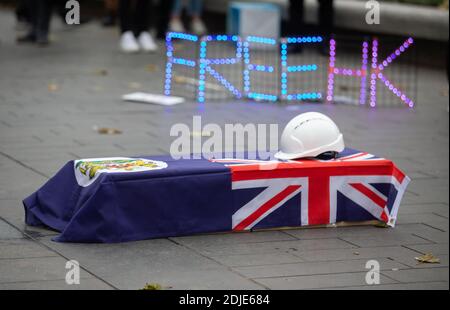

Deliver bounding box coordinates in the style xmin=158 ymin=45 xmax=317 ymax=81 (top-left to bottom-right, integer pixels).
xmin=211 ymin=149 xmax=410 ymax=231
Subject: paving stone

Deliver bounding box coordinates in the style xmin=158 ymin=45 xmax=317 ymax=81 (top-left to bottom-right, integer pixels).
xmin=103 ymin=268 xmax=264 ymax=290
xmin=254 ymin=272 xmax=397 ymax=289
xmin=0 ymin=238 xmax=57 ymax=259
xmin=38 ymin=236 xmax=262 ymax=289
xmin=405 ymin=243 xmax=449 ymax=256
xmin=0 ymin=278 xmax=115 ymax=290
xmin=171 ymin=231 xmax=296 ymax=247
xmin=396 ymin=223 xmax=449 ymax=244
xmin=339 ymin=232 xmax=431 ymax=247
xmin=180 ymin=238 xmax=356 ymax=256
xmin=0 ymin=256 xmax=93 ymax=284
xmin=209 ymin=253 xmax=304 ymax=267
xmin=0 ymin=7 xmax=448 ymax=289
xmin=331 ymin=281 xmax=449 ymax=290
xmin=399 ymin=203 xmax=449 ymax=217
xmin=0 ymin=218 xmax=23 ymax=240
xmin=382 ymin=267 xmax=449 ymax=283
xmin=293 ymin=245 xmax=422 ymax=263
xmin=396 ymin=213 xmax=449 ymax=231
xmin=233 ymin=258 xmax=407 ymax=279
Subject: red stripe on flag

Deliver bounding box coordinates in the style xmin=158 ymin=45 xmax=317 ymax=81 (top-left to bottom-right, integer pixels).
xmin=308 ymin=175 xmax=330 ymax=225
xmin=392 ymin=165 xmax=406 ymax=183
xmin=233 ymin=185 xmax=301 ymax=231
xmin=340 ymin=152 xmax=368 ymax=161
xmin=380 ymin=211 xmax=389 ymax=223
xmin=350 ymin=183 xmax=387 ymax=209
xmin=231 ymin=163 xmax=395 ymax=182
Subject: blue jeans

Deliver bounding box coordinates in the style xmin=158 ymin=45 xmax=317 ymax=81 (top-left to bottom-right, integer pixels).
xmin=172 ymin=0 xmax=203 ymax=16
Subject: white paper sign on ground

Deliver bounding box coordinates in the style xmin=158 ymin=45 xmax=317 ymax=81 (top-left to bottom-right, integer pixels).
xmin=122 ymin=92 xmax=185 ymax=106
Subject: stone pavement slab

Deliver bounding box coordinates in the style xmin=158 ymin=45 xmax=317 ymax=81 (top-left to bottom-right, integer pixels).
xmin=0 ymin=278 xmax=114 ymax=290
xmin=0 ymin=7 xmax=448 ymax=290
xmin=253 ymin=272 xmax=397 ymax=290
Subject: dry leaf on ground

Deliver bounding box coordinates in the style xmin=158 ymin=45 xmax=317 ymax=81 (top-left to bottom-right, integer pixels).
xmin=93 ymin=126 xmax=123 ymax=135
xmin=415 ymin=253 xmax=440 ymax=264
xmin=48 ymin=83 xmax=59 ymax=92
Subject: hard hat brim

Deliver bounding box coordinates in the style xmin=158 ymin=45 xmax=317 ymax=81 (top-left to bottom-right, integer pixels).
xmin=274 ymin=134 xmax=345 ymax=160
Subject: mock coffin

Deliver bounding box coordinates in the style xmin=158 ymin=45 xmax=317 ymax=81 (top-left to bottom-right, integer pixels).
xmin=23 ymin=149 xmax=410 ymax=243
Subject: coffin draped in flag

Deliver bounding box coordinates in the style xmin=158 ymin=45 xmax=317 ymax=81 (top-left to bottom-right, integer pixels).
xmin=23 ymin=148 xmax=410 ymax=243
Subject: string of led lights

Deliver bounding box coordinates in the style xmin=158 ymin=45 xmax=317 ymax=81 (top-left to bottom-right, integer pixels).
xmin=198 ymin=35 xmax=243 ymax=103
xmin=280 ymin=36 xmax=323 ymax=102
xmin=164 ymin=32 xmax=199 ymax=96
xmin=243 ymin=36 xmax=278 ymax=102
xmin=164 ymin=32 xmax=416 ymax=108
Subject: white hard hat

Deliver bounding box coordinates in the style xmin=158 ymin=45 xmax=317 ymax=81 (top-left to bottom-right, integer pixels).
xmin=275 ymin=112 xmax=345 ymax=160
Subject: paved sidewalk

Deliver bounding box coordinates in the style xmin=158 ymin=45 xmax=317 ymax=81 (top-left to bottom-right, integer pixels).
xmin=0 ymin=9 xmax=448 ymax=290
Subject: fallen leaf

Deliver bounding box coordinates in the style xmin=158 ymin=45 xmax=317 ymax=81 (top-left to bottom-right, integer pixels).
xmin=374 ymin=222 xmax=389 ymax=228
xmin=146 ymin=64 xmax=158 ymax=72
xmin=94 ymin=69 xmax=108 ymax=76
xmin=128 ymin=82 xmax=142 ymax=90
xmin=48 ymin=83 xmax=59 ymax=92
xmin=141 ymin=283 xmax=162 ymax=290
xmin=415 ymin=253 xmax=440 ymax=264
xmin=93 ymin=126 xmax=122 ymax=135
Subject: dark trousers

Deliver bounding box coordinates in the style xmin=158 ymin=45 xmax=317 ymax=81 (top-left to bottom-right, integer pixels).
xmin=119 ymin=0 xmax=172 ymax=37
xmin=16 ymin=0 xmax=31 ymax=23
xmin=119 ymin=0 xmax=150 ymax=34
xmin=26 ymin=0 xmax=61 ymax=40
xmin=289 ymin=0 xmax=334 ymax=36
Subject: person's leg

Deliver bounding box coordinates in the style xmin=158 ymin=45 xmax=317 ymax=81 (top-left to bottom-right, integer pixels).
xmin=318 ymin=0 xmax=334 ymax=35
xmin=34 ymin=0 xmax=54 ymax=44
xmin=188 ymin=0 xmax=206 ymax=34
xmin=16 ymin=0 xmax=31 ymax=23
xmin=288 ymin=0 xmax=304 ymax=36
xmin=288 ymin=0 xmax=304 ymax=53
xmin=188 ymin=0 xmax=202 ymax=18
xmin=103 ymin=0 xmax=118 ymax=26
xmin=169 ymin=0 xmax=185 ymax=33
xmin=157 ymin=0 xmax=174 ymax=39
xmin=318 ymin=0 xmax=333 ymax=55
xmin=119 ymin=0 xmax=133 ymax=33
xmin=17 ymin=0 xmax=37 ymax=42
xmin=134 ymin=0 xmax=157 ymax=52
xmin=172 ymin=0 xmax=183 ymax=18
xmin=134 ymin=0 xmax=150 ymax=35
xmin=119 ymin=0 xmax=140 ymax=52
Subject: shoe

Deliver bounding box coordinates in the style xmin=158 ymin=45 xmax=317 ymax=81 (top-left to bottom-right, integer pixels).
xmin=15 ymin=20 xmax=30 ymax=32
xmin=120 ymin=31 xmax=140 ymax=53
xmin=191 ymin=18 xmax=207 ymax=35
xmin=17 ymin=33 xmax=36 ymax=43
xmin=169 ymin=18 xmax=185 ymax=33
xmin=36 ymin=36 xmax=50 ymax=46
xmin=137 ymin=32 xmax=157 ymax=53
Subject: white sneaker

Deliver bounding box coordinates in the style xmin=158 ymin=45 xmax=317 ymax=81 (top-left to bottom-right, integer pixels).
xmin=137 ymin=32 xmax=158 ymax=53
xmin=191 ymin=18 xmax=207 ymax=35
xmin=120 ymin=31 xmax=140 ymax=53
xmin=169 ymin=18 xmax=185 ymax=33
